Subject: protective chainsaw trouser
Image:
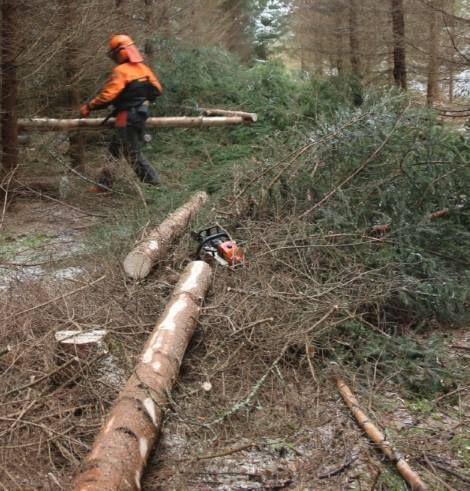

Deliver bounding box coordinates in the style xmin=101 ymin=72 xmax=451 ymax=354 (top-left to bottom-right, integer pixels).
xmin=102 ymin=107 xmax=160 ymax=186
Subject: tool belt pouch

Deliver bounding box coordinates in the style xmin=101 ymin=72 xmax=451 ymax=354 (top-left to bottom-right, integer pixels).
xmin=115 ymin=110 xmax=128 ymax=128
xmin=127 ymin=104 xmax=148 ymax=128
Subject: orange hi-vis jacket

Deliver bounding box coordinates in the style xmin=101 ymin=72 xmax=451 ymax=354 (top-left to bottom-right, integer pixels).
xmin=88 ymin=62 xmax=163 ymax=111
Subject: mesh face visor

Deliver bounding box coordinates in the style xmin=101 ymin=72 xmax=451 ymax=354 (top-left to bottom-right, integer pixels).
xmin=108 ymin=43 xmax=143 ymax=63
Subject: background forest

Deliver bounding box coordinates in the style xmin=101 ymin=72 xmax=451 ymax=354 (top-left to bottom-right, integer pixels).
xmin=0 ymin=1 xmax=469 ymax=490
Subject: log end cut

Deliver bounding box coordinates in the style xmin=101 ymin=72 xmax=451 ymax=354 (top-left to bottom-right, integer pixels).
xmin=123 ymin=251 xmax=154 ymax=280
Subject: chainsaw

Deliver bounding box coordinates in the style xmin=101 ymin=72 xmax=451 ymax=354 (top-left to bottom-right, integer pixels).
xmin=192 ymin=225 xmax=245 ymax=267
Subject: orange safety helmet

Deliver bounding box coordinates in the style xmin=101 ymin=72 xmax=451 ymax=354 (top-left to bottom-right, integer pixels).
xmin=108 ymin=34 xmax=143 ymax=64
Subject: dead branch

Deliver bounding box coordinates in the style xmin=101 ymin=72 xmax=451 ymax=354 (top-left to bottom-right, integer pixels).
xmin=209 ymin=346 xmax=287 ymax=426
xmin=336 ymin=378 xmax=427 ymax=491
xmin=72 ymin=261 xmax=212 ymax=491
xmin=2 ymin=275 xmax=106 ymax=322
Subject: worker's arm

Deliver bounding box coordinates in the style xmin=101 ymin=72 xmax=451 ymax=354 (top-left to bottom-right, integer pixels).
xmin=88 ymin=68 xmax=127 ymax=110
xmin=144 ymin=65 xmax=163 ymax=98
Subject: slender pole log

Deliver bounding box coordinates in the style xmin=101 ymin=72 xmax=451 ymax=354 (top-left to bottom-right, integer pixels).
xmin=124 ymin=192 xmax=208 ymax=280
xmin=17 ymin=116 xmax=254 ymax=131
xmin=200 ymin=108 xmax=258 ymax=123
xmin=73 ymin=261 xmax=212 ymax=491
xmin=336 ymin=379 xmax=427 ymax=491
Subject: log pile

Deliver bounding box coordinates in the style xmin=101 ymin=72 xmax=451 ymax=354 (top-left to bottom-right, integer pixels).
xmin=73 ymin=261 xmax=212 ymax=491
xmin=123 ymin=191 xmax=208 ymax=280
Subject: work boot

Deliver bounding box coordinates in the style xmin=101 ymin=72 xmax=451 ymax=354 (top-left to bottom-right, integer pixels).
xmin=134 ymin=158 xmax=160 ymax=185
xmin=89 ymin=167 xmax=113 ymax=193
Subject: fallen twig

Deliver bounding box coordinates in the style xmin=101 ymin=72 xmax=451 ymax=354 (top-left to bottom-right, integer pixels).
xmin=421 ymin=455 xmax=470 ymax=485
xmin=318 ymin=454 xmax=358 ymax=479
xmin=336 ymin=378 xmax=427 ymax=491
xmin=3 ymin=357 xmax=79 ymax=397
xmin=209 ymin=347 xmax=287 ymax=426
xmin=2 ymin=275 xmax=106 ymax=322
xmin=179 ymin=442 xmax=256 ymax=462
xmin=14 ymin=180 xmax=107 ymax=218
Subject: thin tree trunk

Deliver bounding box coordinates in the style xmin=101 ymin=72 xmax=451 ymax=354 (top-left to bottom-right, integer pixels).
xmin=427 ymin=0 xmax=441 ymax=106
xmin=336 ymin=379 xmax=428 ymax=491
xmin=349 ymin=0 xmax=361 ymax=78
xmin=64 ymin=0 xmax=84 ymax=170
xmin=124 ymin=192 xmax=208 ymax=279
xmin=390 ymin=0 xmax=407 ymax=90
xmin=1 ymin=0 xmax=19 ymax=174
xmin=73 ymin=261 xmax=212 ymax=491
xmin=18 ymin=116 xmax=256 ymax=130
xmin=144 ymin=0 xmax=155 ymax=63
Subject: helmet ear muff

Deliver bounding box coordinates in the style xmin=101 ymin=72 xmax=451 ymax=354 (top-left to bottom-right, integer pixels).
xmin=108 ymin=46 xmax=126 ymax=64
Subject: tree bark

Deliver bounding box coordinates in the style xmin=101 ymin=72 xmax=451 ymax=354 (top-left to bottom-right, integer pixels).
xmin=73 ymin=261 xmax=212 ymax=491
xmin=1 ymin=0 xmax=19 ymax=174
xmin=390 ymin=0 xmax=407 ymax=90
xmin=64 ymin=0 xmax=85 ymax=170
xmin=200 ymin=108 xmax=257 ymax=122
xmin=124 ymin=192 xmax=208 ymax=279
xmin=349 ymin=0 xmax=361 ymax=78
xmin=427 ymin=0 xmax=442 ymax=106
xmin=18 ymin=116 xmax=256 ymax=131
xmin=143 ymin=0 xmax=155 ymax=63
xmin=336 ymin=379 xmax=427 ymax=491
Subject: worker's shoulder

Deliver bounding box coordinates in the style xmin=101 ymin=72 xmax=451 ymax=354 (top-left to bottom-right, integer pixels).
xmin=113 ymin=62 xmax=154 ymax=75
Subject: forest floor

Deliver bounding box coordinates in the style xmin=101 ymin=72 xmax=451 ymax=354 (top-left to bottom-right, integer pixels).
xmin=1 ymin=152 xmax=469 ymax=490
xmin=3 ymin=82 xmax=470 ymax=491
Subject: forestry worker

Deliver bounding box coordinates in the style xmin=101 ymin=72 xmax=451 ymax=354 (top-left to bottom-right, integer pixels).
xmin=80 ymin=34 xmax=163 ymax=189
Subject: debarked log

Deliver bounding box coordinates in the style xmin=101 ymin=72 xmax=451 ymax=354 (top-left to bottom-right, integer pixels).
xmin=17 ymin=116 xmax=255 ymax=131
xmin=200 ymin=108 xmax=258 ymax=123
xmin=123 ymin=192 xmax=208 ymax=280
xmin=336 ymin=379 xmax=427 ymax=491
xmin=72 ymin=261 xmax=212 ymax=491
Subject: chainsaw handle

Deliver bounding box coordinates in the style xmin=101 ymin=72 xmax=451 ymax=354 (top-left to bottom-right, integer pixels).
xmin=196 ymin=232 xmax=229 ymax=256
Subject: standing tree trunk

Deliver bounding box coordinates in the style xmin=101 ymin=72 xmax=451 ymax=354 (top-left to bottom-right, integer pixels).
xmin=1 ymin=0 xmax=19 ymax=175
xmin=390 ymin=0 xmax=407 ymax=90
xmin=349 ymin=0 xmax=361 ymax=78
xmin=64 ymin=0 xmax=84 ymax=170
xmin=427 ymin=0 xmax=442 ymax=106
xmin=144 ymin=0 xmax=155 ymax=64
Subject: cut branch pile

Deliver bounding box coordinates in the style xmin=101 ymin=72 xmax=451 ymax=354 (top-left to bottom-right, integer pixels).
xmin=73 ymin=261 xmax=212 ymax=491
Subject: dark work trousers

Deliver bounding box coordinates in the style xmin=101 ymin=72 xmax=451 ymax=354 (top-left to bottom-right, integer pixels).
xmin=106 ymin=115 xmax=160 ymax=185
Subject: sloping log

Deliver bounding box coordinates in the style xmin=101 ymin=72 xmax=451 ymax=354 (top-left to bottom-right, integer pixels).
xmin=200 ymin=108 xmax=258 ymax=123
xmin=336 ymin=379 xmax=427 ymax=491
xmin=124 ymin=192 xmax=208 ymax=280
xmin=73 ymin=261 xmax=212 ymax=491
xmin=17 ymin=116 xmax=253 ymax=131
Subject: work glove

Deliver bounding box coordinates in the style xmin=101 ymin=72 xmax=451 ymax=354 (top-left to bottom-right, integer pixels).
xmin=79 ymin=104 xmax=91 ymax=118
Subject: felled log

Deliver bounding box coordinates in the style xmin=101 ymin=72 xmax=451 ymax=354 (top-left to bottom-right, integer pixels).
xmin=73 ymin=261 xmax=212 ymax=491
xmin=124 ymin=191 xmax=208 ymax=280
xmin=200 ymin=108 xmax=258 ymax=123
xmin=336 ymin=379 xmax=427 ymax=491
xmin=18 ymin=116 xmax=254 ymax=131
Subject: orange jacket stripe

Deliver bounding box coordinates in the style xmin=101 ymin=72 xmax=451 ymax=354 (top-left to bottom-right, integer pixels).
xmin=89 ymin=62 xmax=162 ymax=110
